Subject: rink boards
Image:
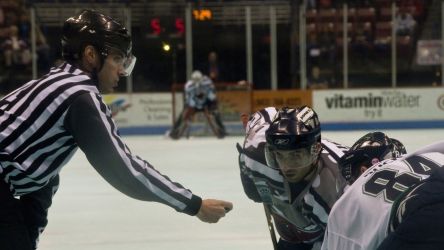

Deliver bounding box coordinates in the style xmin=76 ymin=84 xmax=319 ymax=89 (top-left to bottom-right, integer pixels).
xmin=103 ymin=87 xmax=444 ymax=135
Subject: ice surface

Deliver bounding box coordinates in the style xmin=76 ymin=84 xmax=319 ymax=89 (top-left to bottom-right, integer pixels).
xmin=39 ymin=129 xmax=444 ymax=250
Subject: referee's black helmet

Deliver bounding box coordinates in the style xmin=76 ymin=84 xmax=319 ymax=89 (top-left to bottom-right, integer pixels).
xmin=62 ymin=9 xmax=132 ymax=62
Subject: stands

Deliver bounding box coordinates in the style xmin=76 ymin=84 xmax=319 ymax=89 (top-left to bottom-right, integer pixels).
xmin=304 ymin=0 xmax=429 ymax=87
xmin=0 ymin=0 xmax=436 ymax=94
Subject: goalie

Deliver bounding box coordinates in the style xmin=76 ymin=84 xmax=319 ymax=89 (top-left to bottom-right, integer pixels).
xmin=169 ymin=70 xmax=226 ymax=139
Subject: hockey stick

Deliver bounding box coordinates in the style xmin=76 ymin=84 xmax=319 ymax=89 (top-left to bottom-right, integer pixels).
xmin=263 ymin=204 xmax=278 ymax=250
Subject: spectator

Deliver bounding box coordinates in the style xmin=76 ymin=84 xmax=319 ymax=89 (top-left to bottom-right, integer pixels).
xmin=2 ymin=25 xmax=31 ymax=93
xmin=307 ymin=66 xmax=328 ymax=89
xmin=395 ymin=11 xmax=416 ymax=36
xmin=2 ymin=25 xmax=30 ymax=67
xmin=199 ymin=51 xmax=224 ymax=82
xmin=351 ymin=22 xmax=373 ymax=60
xmin=307 ymin=32 xmax=321 ymax=71
xmin=319 ymin=23 xmax=336 ymax=66
xmin=207 ymin=51 xmax=219 ymax=81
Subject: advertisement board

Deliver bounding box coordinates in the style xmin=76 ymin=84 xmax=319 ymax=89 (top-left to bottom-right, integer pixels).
xmin=103 ymin=93 xmax=172 ymax=128
xmin=252 ymin=90 xmax=312 ymax=112
xmin=99 ymin=88 xmax=444 ymax=134
xmin=313 ymin=88 xmax=444 ymax=127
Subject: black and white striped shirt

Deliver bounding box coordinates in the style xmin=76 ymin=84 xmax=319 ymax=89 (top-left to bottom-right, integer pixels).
xmin=0 ymin=62 xmax=201 ymax=215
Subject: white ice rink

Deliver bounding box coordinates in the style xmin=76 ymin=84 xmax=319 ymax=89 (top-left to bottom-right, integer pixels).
xmin=39 ymin=129 xmax=444 ymax=250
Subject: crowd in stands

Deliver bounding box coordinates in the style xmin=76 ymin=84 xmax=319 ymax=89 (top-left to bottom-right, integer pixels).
xmin=305 ymin=0 xmax=428 ymax=89
xmin=0 ymin=0 xmax=50 ymax=94
xmin=0 ymin=0 xmax=434 ymax=94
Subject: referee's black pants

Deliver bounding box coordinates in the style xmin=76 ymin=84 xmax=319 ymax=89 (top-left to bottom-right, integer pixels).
xmin=0 ymin=179 xmax=33 ymax=250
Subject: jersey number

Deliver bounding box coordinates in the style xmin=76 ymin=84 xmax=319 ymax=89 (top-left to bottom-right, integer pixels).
xmin=363 ymin=155 xmax=441 ymax=202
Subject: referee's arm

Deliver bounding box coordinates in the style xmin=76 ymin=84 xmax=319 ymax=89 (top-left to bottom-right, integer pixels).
xmin=64 ymin=93 xmax=202 ymax=216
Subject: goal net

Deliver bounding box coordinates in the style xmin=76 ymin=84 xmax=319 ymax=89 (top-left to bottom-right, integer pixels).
xmin=171 ymin=81 xmax=253 ymax=137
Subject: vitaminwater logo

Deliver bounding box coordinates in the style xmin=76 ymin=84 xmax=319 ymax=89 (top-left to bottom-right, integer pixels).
xmin=325 ymin=92 xmax=420 ymax=109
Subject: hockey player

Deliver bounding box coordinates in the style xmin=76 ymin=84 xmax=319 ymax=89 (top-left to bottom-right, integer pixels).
xmin=0 ymin=10 xmax=232 ymax=250
xmin=237 ymin=106 xmax=348 ymax=250
xmin=169 ymin=70 xmax=226 ymax=139
xmin=377 ymin=164 xmax=444 ymax=250
xmin=320 ymin=132 xmax=444 ymax=250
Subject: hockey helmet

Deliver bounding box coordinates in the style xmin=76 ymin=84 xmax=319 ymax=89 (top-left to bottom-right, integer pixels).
xmin=265 ymin=106 xmax=322 ymax=182
xmin=62 ymin=9 xmax=136 ymax=76
xmin=339 ymin=131 xmax=407 ymax=185
xmin=191 ymin=70 xmax=203 ymax=82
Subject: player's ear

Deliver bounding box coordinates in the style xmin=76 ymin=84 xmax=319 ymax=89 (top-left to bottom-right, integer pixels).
xmin=83 ymin=45 xmax=99 ymax=67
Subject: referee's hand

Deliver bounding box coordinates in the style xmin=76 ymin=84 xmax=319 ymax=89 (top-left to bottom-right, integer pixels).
xmin=196 ymin=199 xmax=233 ymax=223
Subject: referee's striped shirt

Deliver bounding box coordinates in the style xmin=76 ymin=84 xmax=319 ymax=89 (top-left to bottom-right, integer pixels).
xmin=0 ymin=62 xmax=202 ymax=215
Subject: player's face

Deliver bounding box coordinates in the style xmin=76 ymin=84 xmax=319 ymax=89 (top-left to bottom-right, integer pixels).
xmin=274 ymin=146 xmax=316 ymax=182
xmin=97 ymin=50 xmax=127 ymax=94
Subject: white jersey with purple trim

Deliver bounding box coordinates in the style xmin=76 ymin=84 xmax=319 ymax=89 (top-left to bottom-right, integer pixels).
xmin=240 ymin=107 xmax=348 ymax=243
xmin=321 ymin=141 xmax=444 ymax=250
xmin=184 ymin=76 xmax=215 ymax=109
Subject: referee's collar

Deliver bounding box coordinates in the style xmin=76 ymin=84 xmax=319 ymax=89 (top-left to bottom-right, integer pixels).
xmin=54 ymin=62 xmax=89 ymax=76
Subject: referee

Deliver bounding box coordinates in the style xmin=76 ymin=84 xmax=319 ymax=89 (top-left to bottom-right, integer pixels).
xmin=0 ymin=9 xmax=232 ymax=250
